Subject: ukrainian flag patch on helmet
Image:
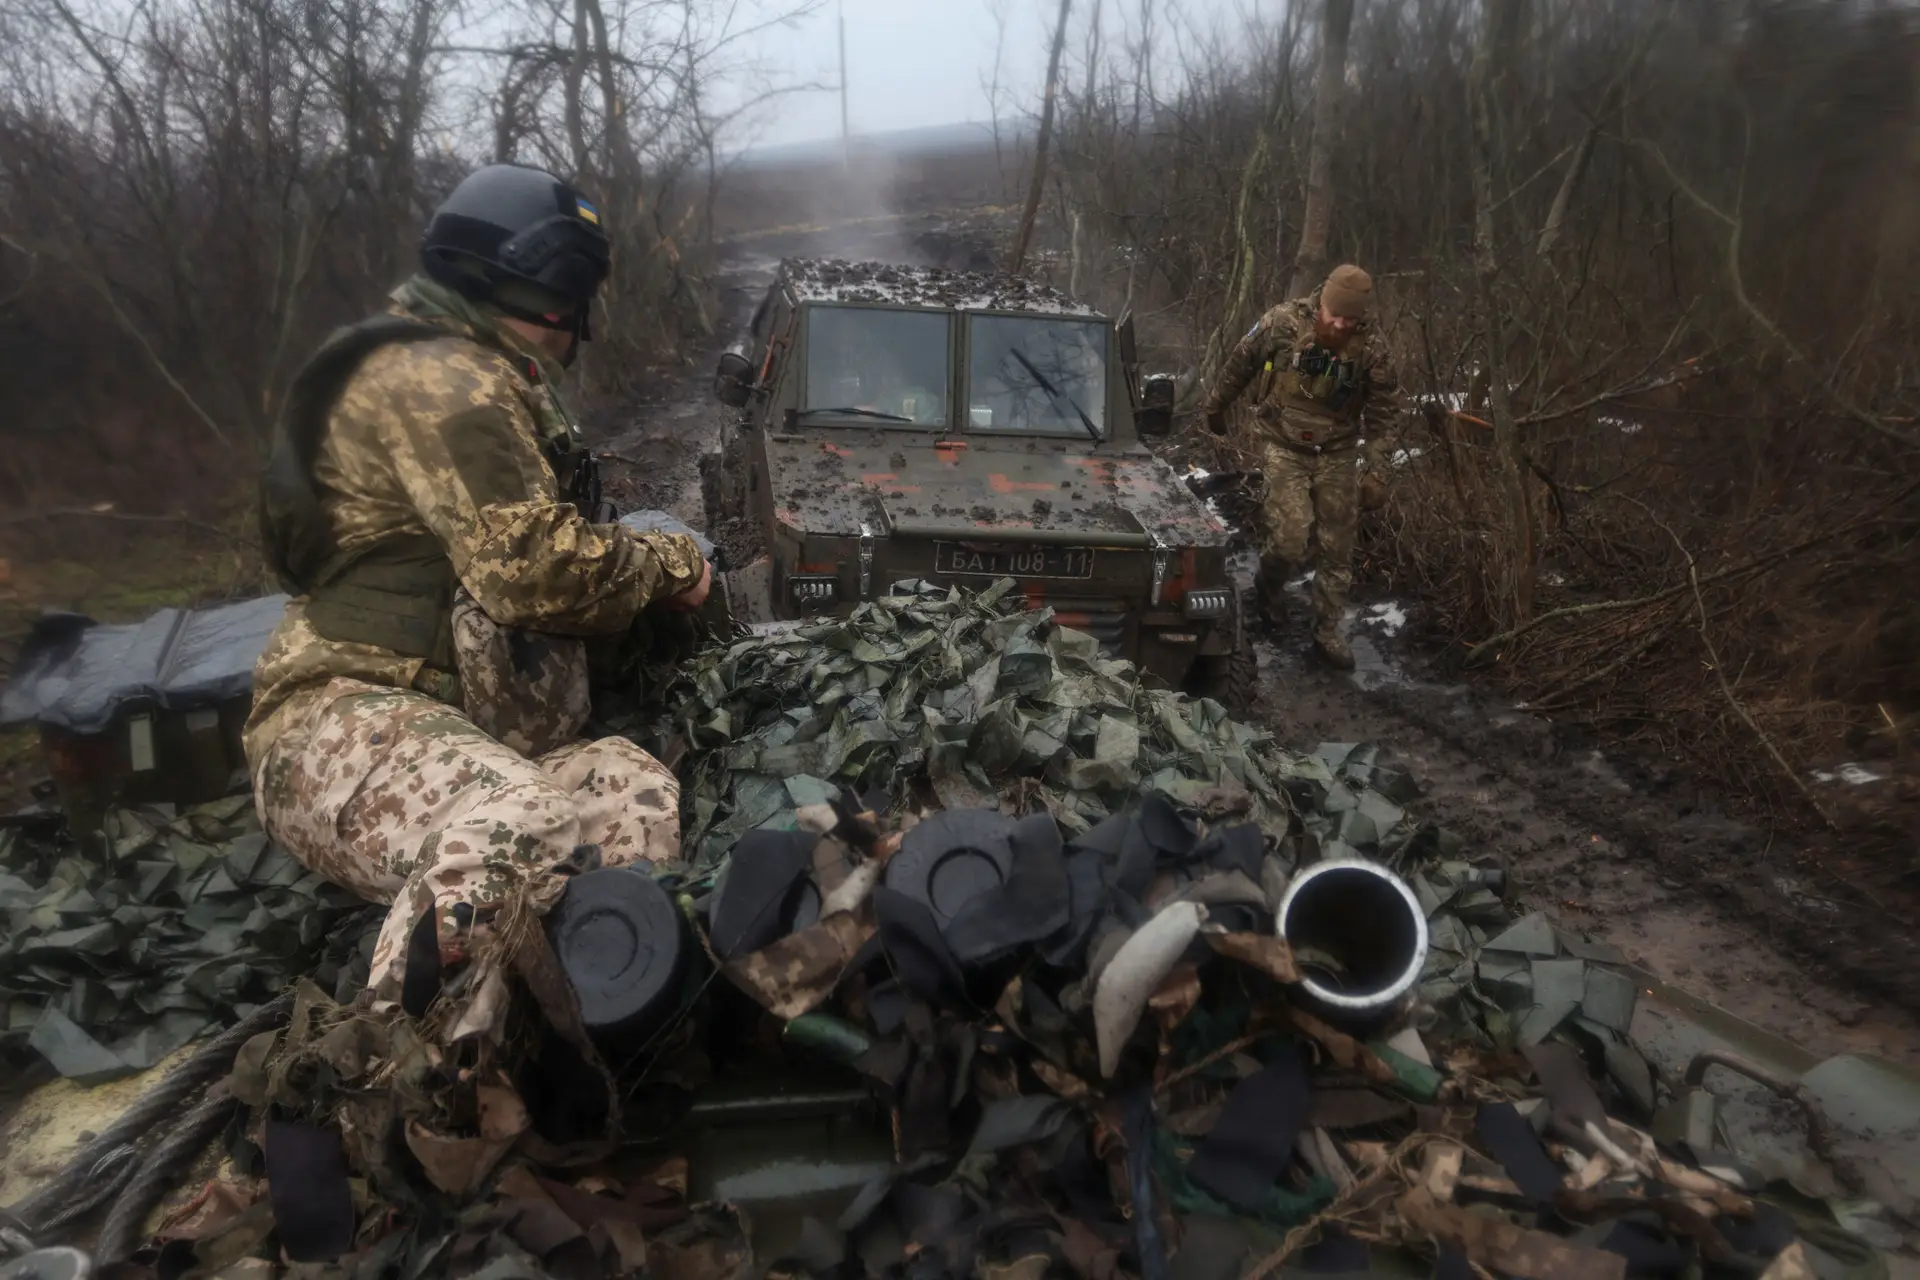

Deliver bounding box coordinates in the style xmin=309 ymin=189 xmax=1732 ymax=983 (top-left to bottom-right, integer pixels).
xmin=575 ymin=198 xmax=600 ymax=225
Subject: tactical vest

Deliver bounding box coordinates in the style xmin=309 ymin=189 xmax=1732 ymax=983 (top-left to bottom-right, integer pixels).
xmin=261 ymin=314 xmax=607 ymax=671
xmin=260 ymin=317 xmax=462 ymax=667
xmin=1254 ymin=315 xmax=1372 ymax=449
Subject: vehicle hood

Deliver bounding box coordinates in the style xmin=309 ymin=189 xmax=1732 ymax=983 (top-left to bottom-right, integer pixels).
xmin=765 ymin=434 xmax=1230 ymax=546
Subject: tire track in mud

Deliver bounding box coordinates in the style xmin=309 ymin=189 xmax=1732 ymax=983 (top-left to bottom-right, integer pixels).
xmin=1250 ymin=602 xmax=1920 ymax=1069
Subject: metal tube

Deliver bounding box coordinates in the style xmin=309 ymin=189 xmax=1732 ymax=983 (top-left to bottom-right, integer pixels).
xmin=1276 ymin=859 xmax=1429 ymax=1025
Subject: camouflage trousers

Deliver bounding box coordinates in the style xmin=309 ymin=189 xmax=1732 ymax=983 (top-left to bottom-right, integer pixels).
xmin=252 ymin=678 xmax=680 ymax=996
xmin=1260 ymin=440 xmax=1360 ymax=637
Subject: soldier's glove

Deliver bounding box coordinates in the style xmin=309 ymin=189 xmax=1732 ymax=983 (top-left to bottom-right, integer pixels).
xmin=1204 ymin=409 xmax=1228 ymax=437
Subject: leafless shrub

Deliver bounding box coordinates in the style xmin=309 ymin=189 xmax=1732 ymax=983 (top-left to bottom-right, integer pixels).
xmin=0 ymin=0 xmax=818 ymax=517
xmin=1043 ymin=0 xmax=1920 ymax=841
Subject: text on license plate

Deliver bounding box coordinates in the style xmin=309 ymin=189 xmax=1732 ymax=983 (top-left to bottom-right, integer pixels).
xmin=934 ymin=543 xmax=1094 ymax=578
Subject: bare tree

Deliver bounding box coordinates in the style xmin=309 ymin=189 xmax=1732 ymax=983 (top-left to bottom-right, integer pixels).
xmin=0 ymin=0 xmax=823 ymax=517
xmin=1007 ymin=0 xmax=1073 ymax=275
xmin=1467 ymin=0 xmax=1535 ymax=624
xmin=1285 ymin=0 xmax=1354 ymax=297
xmin=1041 ymin=0 xmax=1920 ymax=825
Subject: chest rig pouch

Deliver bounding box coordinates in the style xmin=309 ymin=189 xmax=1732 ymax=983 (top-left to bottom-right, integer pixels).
xmin=1291 ymin=345 xmax=1366 ymax=413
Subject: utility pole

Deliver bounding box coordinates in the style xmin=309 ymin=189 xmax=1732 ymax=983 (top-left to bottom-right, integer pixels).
xmin=838 ymin=0 xmax=850 ymax=168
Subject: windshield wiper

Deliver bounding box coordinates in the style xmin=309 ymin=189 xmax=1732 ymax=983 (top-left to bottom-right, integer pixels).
xmin=795 ymin=406 xmax=914 ymax=423
xmin=1009 ymin=349 xmax=1101 ymax=443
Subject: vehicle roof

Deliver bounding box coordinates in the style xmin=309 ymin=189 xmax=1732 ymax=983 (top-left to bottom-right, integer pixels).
xmin=778 ymin=257 xmax=1102 ymax=317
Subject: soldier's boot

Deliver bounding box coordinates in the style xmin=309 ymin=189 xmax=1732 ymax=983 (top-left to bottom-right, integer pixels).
xmin=1312 ymin=622 xmax=1356 ymax=671
xmin=1254 ymin=556 xmax=1292 ymax=628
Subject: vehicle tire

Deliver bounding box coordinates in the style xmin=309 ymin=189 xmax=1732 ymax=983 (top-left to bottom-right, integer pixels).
xmin=1184 ymin=590 xmax=1258 ymax=715
xmin=1186 ymin=645 xmax=1257 ymax=715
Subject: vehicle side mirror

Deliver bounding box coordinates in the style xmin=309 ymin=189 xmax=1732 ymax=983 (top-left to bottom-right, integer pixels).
xmin=1137 ymin=375 xmax=1176 ymax=436
xmin=713 ymin=351 xmax=754 ymax=408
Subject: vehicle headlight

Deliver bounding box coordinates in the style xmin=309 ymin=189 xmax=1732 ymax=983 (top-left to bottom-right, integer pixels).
xmin=790 ymin=574 xmax=838 ymax=606
xmin=1183 ymin=588 xmax=1231 ymax=620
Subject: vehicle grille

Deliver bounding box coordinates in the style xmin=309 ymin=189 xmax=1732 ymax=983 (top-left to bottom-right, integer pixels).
xmin=1047 ymin=599 xmax=1130 ymax=654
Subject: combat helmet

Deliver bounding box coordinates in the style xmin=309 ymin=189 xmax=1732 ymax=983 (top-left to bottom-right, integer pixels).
xmin=420 ymin=163 xmax=610 ymax=340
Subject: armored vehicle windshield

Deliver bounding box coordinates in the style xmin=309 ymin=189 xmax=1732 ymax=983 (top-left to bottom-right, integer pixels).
xmin=802 ymin=305 xmax=951 ymax=426
xmin=965 ymin=314 xmax=1108 ymax=438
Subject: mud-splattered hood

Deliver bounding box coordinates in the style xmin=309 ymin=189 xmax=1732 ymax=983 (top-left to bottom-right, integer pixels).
xmin=766 ymin=432 xmax=1230 ymax=547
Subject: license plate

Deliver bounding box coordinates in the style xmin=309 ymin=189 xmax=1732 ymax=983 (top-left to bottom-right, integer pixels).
xmin=934 ymin=543 xmax=1094 ymax=579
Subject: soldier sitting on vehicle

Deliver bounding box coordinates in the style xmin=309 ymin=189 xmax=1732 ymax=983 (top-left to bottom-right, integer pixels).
xmin=1202 ymin=264 xmax=1400 ymax=670
xmin=247 ymin=163 xmax=711 ymax=1017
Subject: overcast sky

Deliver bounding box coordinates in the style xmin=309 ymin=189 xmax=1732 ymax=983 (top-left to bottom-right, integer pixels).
xmin=720 ymin=0 xmax=1258 ymax=150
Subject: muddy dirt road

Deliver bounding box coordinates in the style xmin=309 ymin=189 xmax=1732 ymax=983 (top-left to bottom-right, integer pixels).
xmin=594 ymin=214 xmax=1920 ymax=1073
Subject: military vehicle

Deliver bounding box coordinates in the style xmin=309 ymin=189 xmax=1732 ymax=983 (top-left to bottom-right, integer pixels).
xmin=703 ymin=257 xmax=1254 ymax=707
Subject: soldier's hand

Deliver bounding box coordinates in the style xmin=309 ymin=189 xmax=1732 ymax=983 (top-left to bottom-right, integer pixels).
xmin=666 ymin=559 xmax=713 ymax=611
xmin=1204 ymin=409 xmax=1227 ymax=437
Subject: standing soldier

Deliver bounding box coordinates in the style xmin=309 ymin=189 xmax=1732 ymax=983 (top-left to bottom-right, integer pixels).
xmin=1203 ymin=264 xmax=1398 ymax=670
xmin=247 ymin=164 xmax=711 ymax=1018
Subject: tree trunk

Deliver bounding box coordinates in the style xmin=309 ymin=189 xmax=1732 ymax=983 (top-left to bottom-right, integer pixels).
xmin=1469 ymin=0 xmax=1534 ymax=626
xmin=1007 ymin=0 xmax=1073 ymax=275
xmin=1202 ymin=6 xmax=1298 ymax=380
xmin=564 ymin=0 xmax=592 ymax=181
xmin=581 ymin=0 xmax=629 ymax=174
xmin=1286 ymin=0 xmax=1355 ymax=299
xmin=1535 ymin=123 xmax=1598 ymax=256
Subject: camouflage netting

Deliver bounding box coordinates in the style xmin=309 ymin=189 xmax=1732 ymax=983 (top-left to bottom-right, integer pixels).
xmin=0 ymin=798 xmax=378 ymax=1082
xmin=3 ymin=584 xmax=1904 ymax=1279
xmin=627 ymin=580 xmax=1437 ymax=872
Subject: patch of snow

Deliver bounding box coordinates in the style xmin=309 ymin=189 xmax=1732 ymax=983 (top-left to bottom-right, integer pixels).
xmin=1811 ymin=763 xmax=1885 ymax=786
xmin=1599 ymin=414 xmax=1644 ymax=435
xmin=1390 ymin=447 xmax=1427 ymax=468
xmin=1184 ymin=465 xmax=1212 ymax=481
xmin=1543 ymin=571 xmax=1567 ymax=587
xmin=1359 ymin=602 xmax=1409 ymax=635
xmin=1411 ymin=392 xmax=1469 ymax=411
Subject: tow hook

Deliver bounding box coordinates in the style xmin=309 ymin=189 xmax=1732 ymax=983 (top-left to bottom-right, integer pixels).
xmin=1150 ymin=532 xmax=1169 ymax=607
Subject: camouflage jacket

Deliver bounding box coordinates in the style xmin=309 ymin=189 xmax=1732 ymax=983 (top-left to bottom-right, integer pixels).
xmin=246 ymin=277 xmax=705 ymax=764
xmin=1203 ymin=293 xmax=1401 ymax=453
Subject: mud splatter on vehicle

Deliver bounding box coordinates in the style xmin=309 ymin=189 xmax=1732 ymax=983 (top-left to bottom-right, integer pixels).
xmin=700 ymin=257 xmax=1255 ymax=709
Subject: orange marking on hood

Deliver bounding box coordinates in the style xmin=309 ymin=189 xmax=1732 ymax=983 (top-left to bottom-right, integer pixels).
xmin=821 ymin=441 xmax=853 ymax=457
xmin=989 ymin=473 xmax=1054 ymax=493
xmin=862 ymin=472 xmax=923 ymax=494
xmin=1070 ymin=457 xmax=1118 ymax=484
xmin=934 ymin=440 xmax=968 ymax=465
